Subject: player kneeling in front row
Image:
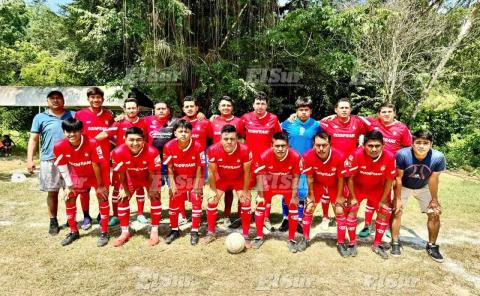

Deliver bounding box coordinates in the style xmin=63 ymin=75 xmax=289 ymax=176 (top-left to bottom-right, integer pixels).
xmin=300 ymin=132 xmax=348 ymax=256
xmin=344 ymin=130 xmax=396 ymax=259
xmin=53 ymin=118 xmax=110 ymax=247
xmin=252 ymin=132 xmax=301 ymax=252
xmin=163 ymin=120 xmax=205 ymax=245
xmin=206 ymin=125 xmax=253 ymax=246
xmin=391 ymin=130 xmax=446 ymax=262
xmin=111 ymin=127 xmax=162 ymax=247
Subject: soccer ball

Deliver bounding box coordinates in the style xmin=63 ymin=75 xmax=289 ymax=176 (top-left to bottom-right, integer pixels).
xmin=11 ymin=172 xmax=27 ymax=183
xmin=225 ymin=232 xmax=245 ymax=254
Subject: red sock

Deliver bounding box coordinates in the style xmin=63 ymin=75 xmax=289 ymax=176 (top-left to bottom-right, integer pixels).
xmin=111 ymin=189 xmax=119 ymax=217
xmin=288 ymin=203 xmax=298 ymax=241
xmin=136 ymin=188 xmax=145 ymax=216
xmin=346 ymin=216 xmax=358 ymax=245
xmin=223 ymin=190 xmax=233 ymax=218
xmin=191 ymin=193 xmax=202 ymax=232
xmin=264 ymin=203 xmax=272 ymax=220
xmin=118 ymin=200 xmax=130 ymax=228
xmin=150 ymin=199 xmax=162 ymax=227
xmin=65 ymin=202 xmax=78 ymax=232
xmin=302 ymin=211 xmax=313 ymax=240
xmin=169 ymin=195 xmax=180 ymax=230
xmin=336 ymin=214 xmax=347 ymax=244
xmin=321 ymin=197 xmax=330 ymax=219
xmin=254 ymin=201 xmax=266 ymax=238
xmin=206 ymin=202 xmax=218 ymax=234
xmin=80 ymin=191 xmax=90 ymax=214
xmin=98 ymin=201 xmax=110 ymax=233
xmin=373 ymin=217 xmax=389 ymax=246
xmin=364 ymin=205 xmax=375 ymax=226
xmin=240 ymin=200 xmax=251 ymax=237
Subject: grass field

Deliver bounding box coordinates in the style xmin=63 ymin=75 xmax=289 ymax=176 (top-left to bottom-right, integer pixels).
xmin=0 ymin=157 xmax=479 ymax=295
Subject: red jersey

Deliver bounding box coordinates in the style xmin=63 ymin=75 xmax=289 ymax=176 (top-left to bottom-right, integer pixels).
xmin=344 ymin=146 xmax=396 ymax=193
xmin=254 ymin=148 xmax=301 ymax=193
xmin=163 ymin=139 xmax=205 ymax=190
xmin=241 ymin=112 xmax=282 ymax=162
xmin=111 ymin=143 xmax=161 ymax=187
xmin=207 ymin=142 xmax=252 ymax=183
xmin=302 ymin=148 xmax=345 ymax=189
xmin=212 ymin=115 xmax=245 ymax=143
xmin=320 ymin=115 xmax=371 ymax=157
xmin=106 ymin=117 xmax=148 ymax=146
xmin=182 ymin=116 xmax=213 ymax=151
xmin=366 ymin=118 xmax=412 ymax=153
xmin=74 ymin=108 xmax=114 ymax=158
xmin=53 ymin=135 xmax=104 ymax=189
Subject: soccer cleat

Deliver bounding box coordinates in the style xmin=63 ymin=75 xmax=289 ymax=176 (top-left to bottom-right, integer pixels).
xmin=81 ymin=216 xmax=92 ymax=230
xmin=190 ymin=232 xmax=199 ymax=246
xmin=426 ymin=244 xmax=444 ymax=263
xmin=136 ymin=215 xmax=148 ymax=224
xmin=49 ymin=219 xmax=60 ymax=236
xmin=113 ymin=232 xmax=131 ymax=247
xmin=228 ymin=218 xmax=242 ymax=229
xmin=252 ymin=237 xmax=264 ymax=249
xmin=348 ymin=244 xmax=358 ymax=257
xmin=297 ymin=237 xmax=309 ymax=252
xmin=358 ymin=225 xmax=370 ymax=238
xmin=223 ymin=217 xmax=231 ymax=228
xmin=372 ymin=245 xmax=389 ymax=259
xmin=385 ymin=228 xmax=392 ymax=238
xmin=337 ymin=243 xmax=350 ymax=257
xmin=149 ymin=231 xmax=160 ymax=246
xmin=296 ymin=223 xmax=303 ymax=234
xmin=278 ymin=218 xmax=288 ymax=232
xmin=264 ymin=219 xmax=273 ymax=232
xmin=97 ymin=232 xmax=109 ymax=247
xmin=178 ymin=214 xmax=188 ymax=226
xmin=287 ymin=240 xmax=298 ymax=253
xmin=61 ymin=231 xmax=80 ymax=246
xmin=390 ymin=241 xmax=402 ymax=257
xmin=320 ymin=218 xmax=330 ymax=230
xmin=328 ymin=218 xmax=337 ymax=227
xmin=108 ymin=216 xmax=119 ymax=226
xmin=165 ymin=230 xmax=180 ymax=244
xmin=203 ymin=233 xmax=217 ymax=244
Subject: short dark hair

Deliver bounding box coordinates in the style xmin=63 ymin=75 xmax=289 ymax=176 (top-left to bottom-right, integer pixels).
xmin=125 ymin=126 xmax=144 ymax=138
xmin=295 ymin=97 xmax=313 ymax=109
xmin=173 ymin=119 xmax=192 ymax=132
xmin=221 ymin=124 xmax=236 ymax=134
xmin=412 ymin=130 xmax=433 ymax=142
xmin=219 ymin=96 xmax=234 ymax=105
xmin=314 ymin=131 xmax=331 ymax=143
xmin=378 ymin=102 xmax=396 ymax=113
xmin=124 ymin=98 xmax=138 ymax=107
xmin=364 ymin=130 xmax=384 ymax=144
xmin=272 ymin=132 xmax=289 ymax=143
xmin=62 ymin=118 xmax=83 ymax=132
xmin=86 ymin=87 xmax=104 ymax=98
xmin=183 ymin=96 xmax=198 ymax=106
xmin=254 ymin=91 xmax=268 ymax=103
xmin=335 ymin=98 xmax=350 ymax=108
xmin=47 ymin=90 xmax=64 ymax=99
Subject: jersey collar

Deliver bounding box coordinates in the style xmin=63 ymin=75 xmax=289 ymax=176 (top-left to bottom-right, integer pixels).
xmin=278 ymin=149 xmax=289 ymax=162
xmin=227 ymin=143 xmax=238 ymax=155
xmin=73 ymin=135 xmax=85 ymax=152
xmin=322 ymin=149 xmax=332 ymax=164
xmin=132 ymin=145 xmax=145 ymax=158
xmin=372 ymin=151 xmax=383 ymax=163
xmin=181 ymin=139 xmax=193 ymax=152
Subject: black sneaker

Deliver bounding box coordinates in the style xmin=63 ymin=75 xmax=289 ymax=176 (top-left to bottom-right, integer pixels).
xmin=228 ymin=218 xmax=242 ymax=229
xmin=296 ymin=223 xmax=303 ymax=234
xmin=372 ymin=245 xmax=389 ymax=260
xmin=391 ymin=241 xmax=402 ymax=257
xmin=278 ymin=219 xmax=289 ymax=232
xmin=426 ymin=243 xmax=444 ymax=263
xmin=329 ymin=217 xmax=336 ymax=227
xmin=287 ymin=240 xmax=298 ymax=253
xmin=61 ymin=231 xmax=80 ymax=246
xmin=190 ymin=231 xmax=199 ymax=246
xmin=337 ymin=243 xmax=350 ymax=257
xmin=49 ymin=218 xmax=60 ymax=236
xmin=297 ymin=237 xmax=309 ymax=252
xmin=348 ymin=244 xmax=358 ymax=257
xmin=252 ymin=237 xmax=264 ymax=249
xmin=97 ymin=232 xmax=109 ymax=247
xmin=165 ymin=230 xmax=180 ymax=244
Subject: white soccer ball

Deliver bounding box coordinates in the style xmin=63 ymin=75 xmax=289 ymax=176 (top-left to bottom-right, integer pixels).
xmin=11 ymin=172 xmax=27 ymax=183
xmin=225 ymin=232 xmax=245 ymax=254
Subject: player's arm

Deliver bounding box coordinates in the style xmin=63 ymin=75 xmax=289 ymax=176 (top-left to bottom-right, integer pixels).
xmin=208 ymin=162 xmax=218 ymax=194
xmin=92 ymin=162 xmax=108 ymax=200
xmin=240 ymin=161 xmax=252 ymax=202
xmin=167 ymin=164 xmax=177 ymax=196
xmin=27 ymin=132 xmax=40 ymax=173
xmin=393 ymin=169 xmax=404 ymax=214
xmin=95 ymin=131 xmax=109 ymax=141
xmin=346 ymin=176 xmax=357 ymax=205
xmin=118 ymin=170 xmax=132 ymax=201
xmin=427 ymin=171 xmax=442 ymax=215
xmin=193 ymin=165 xmax=203 ymax=195
xmin=335 ymin=176 xmax=346 ymax=204
xmin=290 ymin=174 xmax=300 ymax=205
xmin=379 ymin=177 xmax=394 ymax=209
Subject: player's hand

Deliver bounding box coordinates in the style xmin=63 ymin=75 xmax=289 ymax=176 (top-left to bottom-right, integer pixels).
xmin=427 ymin=200 xmax=442 ymax=216
xmin=322 ymin=114 xmax=336 ymax=121
xmin=335 ymin=195 xmax=346 ymax=206
xmin=238 ymin=190 xmax=251 ymax=203
xmin=169 ymin=186 xmax=178 ymax=197
xmin=119 ymin=189 xmax=131 ymax=202
xmin=210 ymin=114 xmax=219 ymax=122
xmin=197 ymin=112 xmax=206 ymax=121
xmin=393 ymin=198 xmax=403 ymax=214
xmin=148 ymin=190 xmax=160 ymax=200
xmin=27 ymin=160 xmax=36 ymax=174
xmin=96 ymin=186 xmax=108 ymax=201
xmin=114 ymin=114 xmax=125 ymax=122
xmin=255 ymin=195 xmax=265 ymax=204
xmin=348 ymin=198 xmax=358 ymax=207
xmin=193 ymin=186 xmax=203 ymax=196
xmin=64 ymin=186 xmax=76 ymax=201
xmin=287 ymin=113 xmax=297 ymax=123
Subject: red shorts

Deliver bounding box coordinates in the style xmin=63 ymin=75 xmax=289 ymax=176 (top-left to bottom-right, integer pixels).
xmin=264 ymin=190 xmax=293 ymax=204
xmin=312 ymin=184 xmax=337 ymax=204
xmin=354 ymin=190 xmax=392 ymax=209
xmin=216 ymin=179 xmax=244 ymax=192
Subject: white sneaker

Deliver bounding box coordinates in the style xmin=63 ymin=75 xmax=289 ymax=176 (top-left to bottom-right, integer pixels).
xmin=223 ymin=218 xmax=231 ymax=227
xmin=178 ymin=214 xmax=188 ymax=226
xmin=264 ymin=218 xmax=272 ymax=232
xmin=320 ymin=218 xmax=330 ymax=230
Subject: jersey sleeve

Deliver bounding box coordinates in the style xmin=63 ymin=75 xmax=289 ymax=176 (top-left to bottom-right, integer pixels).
xmin=343 ymin=153 xmax=358 ymax=177
xmin=206 ymin=121 xmax=214 ymax=140
xmin=207 ymin=146 xmax=217 ymax=164
xmin=91 ymin=141 xmax=104 ymax=164
xmin=395 ymin=150 xmax=408 ymax=170
xmin=197 ymin=148 xmax=206 ymax=167
xmin=111 ymin=150 xmax=126 ymax=172
xmin=319 ymin=121 xmax=333 ymax=135
xmin=280 ymin=120 xmax=291 ymax=134
xmin=432 ymin=152 xmax=447 ymax=172
xmin=53 ymin=143 xmax=67 ymax=166
xmin=358 ymin=116 xmax=373 ymax=133
xmin=105 ymin=121 xmax=119 ymax=138
xmin=242 ymin=146 xmax=253 ymax=164
xmin=273 ymin=118 xmax=282 ymax=133
xmin=236 ymin=119 xmax=246 ymax=138
xmin=301 ymin=153 xmax=314 ymax=175
xmin=385 ymin=155 xmax=397 ymax=179
xmin=253 ymin=152 xmax=268 ymax=175
xmin=30 ymin=114 xmax=42 ymax=133
xmin=292 ymin=154 xmax=301 ymax=175
xmin=148 ymin=149 xmax=162 ymax=172
xmin=401 ymin=126 xmax=412 ymax=147
xmin=162 ymin=143 xmax=173 ymax=165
